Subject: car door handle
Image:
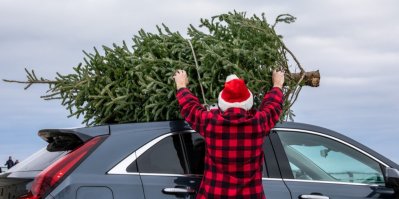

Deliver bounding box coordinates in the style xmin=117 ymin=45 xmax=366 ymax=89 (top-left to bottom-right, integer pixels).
xmin=300 ymin=194 xmax=330 ymax=199
xmin=162 ymin=187 xmax=196 ymax=194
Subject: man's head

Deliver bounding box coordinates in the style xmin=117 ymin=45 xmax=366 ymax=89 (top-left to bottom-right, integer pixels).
xmin=218 ymin=74 xmax=253 ymax=111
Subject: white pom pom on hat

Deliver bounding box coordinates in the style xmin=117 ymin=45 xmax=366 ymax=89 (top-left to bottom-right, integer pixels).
xmin=218 ymin=74 xmax=253 ymax=111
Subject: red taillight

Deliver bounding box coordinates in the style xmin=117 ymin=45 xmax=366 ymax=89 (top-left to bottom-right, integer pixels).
xmin=18 ymin=194 xmax=39 ymax=199
xmin=18 ymin=136 xmax=106 ymax=199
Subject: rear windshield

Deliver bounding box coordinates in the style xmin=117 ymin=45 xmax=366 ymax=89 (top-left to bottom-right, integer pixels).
xmin=8 ymin=148 xmax=67 ymax=172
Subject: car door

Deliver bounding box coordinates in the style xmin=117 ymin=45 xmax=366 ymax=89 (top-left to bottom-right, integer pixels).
xmin=136 ymin=132 xmax=199 ymax=199
xmin=132 ymin=131 xmax=291 ymax=198
xmin=270 ymin=128 xmax=396 ymax=199
xmin=181 ymin=132 xmax=291 ymax=199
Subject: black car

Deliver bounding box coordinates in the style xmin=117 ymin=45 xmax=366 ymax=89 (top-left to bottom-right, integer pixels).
xmin=1 ymin=121 xmax=398 ymax=199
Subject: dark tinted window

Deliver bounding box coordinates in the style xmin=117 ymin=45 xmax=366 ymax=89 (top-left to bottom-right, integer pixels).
xmin=126 ymin=160 xmax=138 ymax=172
xmin=137 ymin=134 xmax=185 ymax=174
xmin=182 ymin=133 xmax=205 ymax=174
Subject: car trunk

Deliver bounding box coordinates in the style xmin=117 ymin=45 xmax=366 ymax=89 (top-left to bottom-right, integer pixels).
xmin=0 ymin=125 xmax=109 ymax=199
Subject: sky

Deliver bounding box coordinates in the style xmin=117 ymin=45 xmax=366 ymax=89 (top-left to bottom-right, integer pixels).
xmin=0 ymin=0 xmax=398 ymax=167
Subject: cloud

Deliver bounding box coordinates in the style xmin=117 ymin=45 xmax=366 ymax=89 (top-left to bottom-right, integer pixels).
xmin=283 ymin=35 xmax=399 ymax=80
xmin=322 ymin=76 xmax=372 ymax=86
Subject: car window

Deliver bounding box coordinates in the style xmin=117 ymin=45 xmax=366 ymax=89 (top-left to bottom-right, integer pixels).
xmin=136 ymin=134 xmax=186 ymax=174
xmin=126 ymin=159 xmax=138 ymax=172
xmin=278 ymin=131 xmax=384 ymax=185
xmin=181 ymin=133 xmax=205 ymax=175
xmin=7 ymin=148 xmax=66 ymax=172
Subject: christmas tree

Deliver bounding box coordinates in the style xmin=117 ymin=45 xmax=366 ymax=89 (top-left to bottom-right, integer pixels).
xmin=4 ymin=11 xmax=320 ymax=126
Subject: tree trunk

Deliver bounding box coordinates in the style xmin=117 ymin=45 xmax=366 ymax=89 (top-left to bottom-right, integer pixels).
xmin=291 ymin=70 xmax=320 ymax=87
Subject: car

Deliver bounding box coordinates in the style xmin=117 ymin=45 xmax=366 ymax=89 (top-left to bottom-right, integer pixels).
xmin=1 ymin=121 xmax=398 ymax=199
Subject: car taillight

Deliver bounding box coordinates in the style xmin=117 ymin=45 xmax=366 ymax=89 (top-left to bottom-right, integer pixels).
xmin=18 ymin=136 xmax=106 ymax=199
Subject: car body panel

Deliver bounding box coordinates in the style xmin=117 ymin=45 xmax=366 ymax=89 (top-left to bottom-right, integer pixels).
xmin=284 ymin=180 xmax=395 ymax=199
xmin=262 ymin=179 xmax=292 ymax=198
xmin=49 ymin=174 xmax=144 ymax=199
xmin=141 ymin=174 xmax=200 ymax=199
xmin=76 ymin=186 xmax=113 ymax=199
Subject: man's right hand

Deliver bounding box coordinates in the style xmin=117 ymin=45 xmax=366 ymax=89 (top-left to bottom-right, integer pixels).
xmin=173 ymin=69 xmax=189 ymax=90
xmin=272 ymin=69 xmax=285 ymax=89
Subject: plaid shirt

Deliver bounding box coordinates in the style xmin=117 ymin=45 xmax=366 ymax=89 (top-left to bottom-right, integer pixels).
xmin=176 ymin=87 xmax=284 ymax=199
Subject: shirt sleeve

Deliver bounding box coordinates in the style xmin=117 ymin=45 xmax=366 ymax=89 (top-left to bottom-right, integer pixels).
xmin=259 ymin=87 xmax=284 ymax=134
xmin=176 ymin=88 xmax=210 ymax=136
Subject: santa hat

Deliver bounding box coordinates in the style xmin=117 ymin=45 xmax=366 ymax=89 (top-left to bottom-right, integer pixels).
xmin=218 ymin=74 xmax=253 ymax=111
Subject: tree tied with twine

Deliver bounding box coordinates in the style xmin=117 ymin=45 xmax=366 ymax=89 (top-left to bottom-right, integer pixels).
xmin=4 ymin=11 xmax=320 ymax=126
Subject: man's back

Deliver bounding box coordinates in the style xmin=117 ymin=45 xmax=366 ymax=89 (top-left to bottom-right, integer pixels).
xmin=173 ymin=69 xmax=284 ymax=199
xmin=199 ymin=107 xmax=269 ymax=198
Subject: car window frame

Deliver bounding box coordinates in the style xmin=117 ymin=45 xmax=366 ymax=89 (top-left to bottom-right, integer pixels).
xmin=270 ymin=128 xmax=390 ymax=187
xmin=179 ymin=132 xmax=205 ymax=176
xmin=108 ymin=130 xmax=280 ymax=179
xmin=107 ymin=131 xmax=193 ymax=176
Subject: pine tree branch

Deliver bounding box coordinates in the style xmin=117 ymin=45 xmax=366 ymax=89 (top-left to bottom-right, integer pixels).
xmin=281 ymin=41 xmax=305 ymax=73
xmin=3 ymin=79 xmax=57 ymax=89
xmin=2 ymin=79 xmax=57 ymax=84
xmin=272 ymin=14 xmax=296 ymax=30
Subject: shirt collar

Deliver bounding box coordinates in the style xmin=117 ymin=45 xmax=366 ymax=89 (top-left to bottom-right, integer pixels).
xmin=221 ymin=107 xmax=253 ymax=119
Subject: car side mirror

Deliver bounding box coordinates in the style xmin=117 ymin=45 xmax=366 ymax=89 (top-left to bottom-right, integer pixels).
xmin=386 ymin=167 xmax=399 ymax=197
xmin=320 ymin=148 xmax=331 ymax=158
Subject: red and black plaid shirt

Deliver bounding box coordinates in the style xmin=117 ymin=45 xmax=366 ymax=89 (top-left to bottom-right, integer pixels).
xmin=176 ymin=87 xmax=284 ymax=199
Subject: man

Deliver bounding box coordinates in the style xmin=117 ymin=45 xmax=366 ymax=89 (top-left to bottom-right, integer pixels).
xmin=5 ymin=156 xmax=14 ymax=169
xmin=173 ymin=69 xmax=284 ymax=199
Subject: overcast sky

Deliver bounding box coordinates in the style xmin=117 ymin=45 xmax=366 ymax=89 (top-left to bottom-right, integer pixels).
xmin=1 ymin=0 xmax=398 ymax=166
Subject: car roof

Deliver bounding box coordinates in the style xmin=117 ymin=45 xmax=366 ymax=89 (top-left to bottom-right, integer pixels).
xmin=47 ymin=120 xmax=399 ymax=169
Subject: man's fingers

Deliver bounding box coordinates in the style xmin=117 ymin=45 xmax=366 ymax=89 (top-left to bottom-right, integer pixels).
xmin=179 ymin=70 xmax=186 ymax=75
xmin=173 ymin=69 xmax=188 ymax=81
xmin=175 ymin=69 xmax=186 ymax=75
xmin=174 ymin=70 xmax=181 ymax=78
xmin=273 ymin=68 xmax=285 ymax=73
xmin=273 ymin=69 xmax=285 ymax=76
xmin=176 ymin=69 xmax=187 ymax=77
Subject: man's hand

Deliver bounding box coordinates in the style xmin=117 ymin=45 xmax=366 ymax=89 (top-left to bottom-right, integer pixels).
xmin=272 ymin=69 xmax=285 ymax=89
xmin=173 ymin=69 xmax=189 ymax=90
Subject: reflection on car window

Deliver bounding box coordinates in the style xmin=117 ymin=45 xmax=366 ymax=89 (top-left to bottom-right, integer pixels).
xmin=137 ymin=135 xmax=185 ymax=174
xmin=278 ymin=131 xmax=384 ymax=185
xmin=182 ymin=133 xmax=205 ymax=175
